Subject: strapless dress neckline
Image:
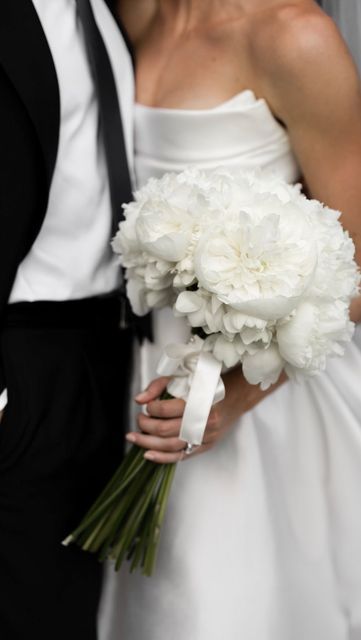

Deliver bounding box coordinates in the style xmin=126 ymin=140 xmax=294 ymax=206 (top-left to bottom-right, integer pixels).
xmin=135 ymin=89 xmax=264 ymax=113
xmin=134 ymin=88 xmax=300 ymax=187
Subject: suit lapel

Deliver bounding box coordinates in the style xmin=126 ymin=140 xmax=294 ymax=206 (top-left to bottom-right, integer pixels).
xmin=0 ymin=0 xmax=60 ymax=189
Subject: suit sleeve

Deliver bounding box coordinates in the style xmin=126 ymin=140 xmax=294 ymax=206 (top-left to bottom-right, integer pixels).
xmin=0 ymin=65 xmax=47 ymax=397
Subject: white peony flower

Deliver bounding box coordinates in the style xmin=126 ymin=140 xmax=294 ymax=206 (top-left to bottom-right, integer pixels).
xmin=305 ymin=203 xmax=359 ymax=302
xmin=222 ymin=309 xmax=273 ymax=346
xmin=222 ymin=309 xmax=267 ymax=334
xmin=135 ymin=200 xmax=195 ymax=263
xmin=194 ymin=207 xmax=317 ymax=320
xmin=143 ymin=259 xmax=173 ymax=291
xmin=277 ymin=299 xmax=355 ymax=375
xmin=209 ymin=334 xmax=241 ymax=369
xmin=125 ymin=262 xmax=174 ymax=316
xmin=125 ymin=277 xmax=148 ymax=317
xmin=174 ymin=290 xmax=209 ymax=328
xmin=242 ymin=344 xmax=285 ymax=390
xmin=112 ymin=203 xmax=142 ymax=268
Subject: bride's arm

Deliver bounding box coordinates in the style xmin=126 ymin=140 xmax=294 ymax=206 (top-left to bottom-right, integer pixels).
xmin=261 ymin=9 xmax=361 ymax=321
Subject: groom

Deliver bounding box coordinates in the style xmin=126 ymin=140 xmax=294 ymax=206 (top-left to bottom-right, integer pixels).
xmin=0 ymin=1 xmax=137 ymax=638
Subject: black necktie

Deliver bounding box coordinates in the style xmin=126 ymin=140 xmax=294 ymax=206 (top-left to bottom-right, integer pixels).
xmin=75 ymin=0 xmax=152 ymax=340
xmin=75 ymin=0 xmax=132 ymax=231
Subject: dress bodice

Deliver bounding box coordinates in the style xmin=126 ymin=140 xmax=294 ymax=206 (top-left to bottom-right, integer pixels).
xmin=134 ymin=90 xmax=300 ymax=187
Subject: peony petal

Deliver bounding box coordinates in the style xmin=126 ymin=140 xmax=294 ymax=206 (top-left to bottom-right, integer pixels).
xmin=225 ymin=295 xmax=301 ymax=321
xmin=175 ymin=291 xmax=203 ymax=314
xmin=126 ymin=278 xmax=149 ymax=316
xmin=277 ymin=302 xmax=316 ymax=368
xmin=213 ymin=335 xmax=240 ymax=368
xmin=242 ymin=344 xmax=285 ymax=389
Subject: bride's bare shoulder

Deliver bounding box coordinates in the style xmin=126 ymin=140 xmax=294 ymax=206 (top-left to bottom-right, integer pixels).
xmin=116 ymin=0 xmax=156 ymax=44
xmin=253 ymin=3 xmax=354 ymax=82
xmin=250 ymin=2 xmax=360 ymax=119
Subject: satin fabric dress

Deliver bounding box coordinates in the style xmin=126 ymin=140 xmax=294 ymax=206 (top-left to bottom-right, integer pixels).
xmin=99 ymin=91 xmax=361 ymax=640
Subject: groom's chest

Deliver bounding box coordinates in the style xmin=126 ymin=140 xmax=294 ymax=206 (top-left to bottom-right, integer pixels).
xmin=32 ymin=0 xmax=135 ymax=174
xmin=0 ymin=0 xmax=135 ymax=183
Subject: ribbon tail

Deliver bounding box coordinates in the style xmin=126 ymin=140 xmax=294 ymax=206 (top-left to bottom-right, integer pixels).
xmin=179 ymin=352 xmax=224 ymax=446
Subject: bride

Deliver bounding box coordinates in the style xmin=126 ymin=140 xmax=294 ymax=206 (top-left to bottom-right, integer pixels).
xmin=100 ymin=0 xmax=361 ymax=638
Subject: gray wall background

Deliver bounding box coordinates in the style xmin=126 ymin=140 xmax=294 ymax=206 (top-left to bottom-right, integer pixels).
xmin=321 ymin=0 xmax=361 ymax=74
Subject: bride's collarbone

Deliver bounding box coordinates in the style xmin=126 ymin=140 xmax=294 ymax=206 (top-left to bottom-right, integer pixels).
xmin=134 ymin=42 xmax=261 ymax=110
xmin=130 ymin=1 xmax=326 ymax=116
xmin=131 ymin=12 xmax=294 ymax=111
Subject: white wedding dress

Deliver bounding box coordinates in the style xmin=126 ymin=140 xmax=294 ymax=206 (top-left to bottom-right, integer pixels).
xmin=99 ymin=91 xmax=361 ymax=640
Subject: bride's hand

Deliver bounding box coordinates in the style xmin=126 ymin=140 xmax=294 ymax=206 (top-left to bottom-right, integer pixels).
xmin=126 ymin=369 xmax=287 ymax=464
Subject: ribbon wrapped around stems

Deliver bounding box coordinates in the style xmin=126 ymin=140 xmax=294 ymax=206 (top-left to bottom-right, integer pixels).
xmin=156 ymin=335 xmax=225 ymax=446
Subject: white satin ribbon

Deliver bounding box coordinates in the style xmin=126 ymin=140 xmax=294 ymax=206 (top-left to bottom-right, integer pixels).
xmin=156 ymin=336 xmax=225 ymax=446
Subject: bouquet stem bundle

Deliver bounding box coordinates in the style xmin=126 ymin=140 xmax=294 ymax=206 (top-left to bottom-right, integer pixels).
xmin=63 ymin=397 xmax=176 ymax=576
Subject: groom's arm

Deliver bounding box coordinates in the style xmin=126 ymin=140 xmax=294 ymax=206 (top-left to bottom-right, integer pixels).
xmin=0 ymin=65 xmax=47 ymax=411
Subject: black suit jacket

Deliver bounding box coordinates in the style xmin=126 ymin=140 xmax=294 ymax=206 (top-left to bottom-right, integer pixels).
xmin=0 ymin=0 xmax=128 ymax=395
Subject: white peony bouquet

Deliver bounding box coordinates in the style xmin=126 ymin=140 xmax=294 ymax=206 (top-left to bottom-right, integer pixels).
xmin=64 ymin=167 xmax=359 ymax=575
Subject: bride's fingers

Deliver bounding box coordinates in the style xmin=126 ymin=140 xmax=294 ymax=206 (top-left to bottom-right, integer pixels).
xmin=146 ymin=397 xmax=185 ymax=419
xmin=137 ymin=412 xmax=182 ymax=437
xmin=134 ymin=376 xmax=171 ymax=404
xmin=143 ymin=444 xmax=212 ymax=464
xmin=144 ymin=450 xmax=185 ymax=464
xmin=126 ymin=431 xmax=184 ymax=452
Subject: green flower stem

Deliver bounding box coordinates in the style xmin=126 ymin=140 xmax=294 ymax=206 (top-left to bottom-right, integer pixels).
xmin=143 ymin=462 xmax=177 ymax=576
xmin=79 ymin=460 xmax=155 ymax=551
xmin=69 ymin=456 xmax=150 ymax=544
xmin=113 ymin=466 xmax=164 ymax=570
xmin=79 ymin=390 xmax=172 ymax=537
xmin=129 ymin=509 xmax=154 ymax=572
xmin=81 ymin=446 xmax=144 ymax=523
xmin=81 ymin=514 xmax=110 ymax=551
xmin=129 ymin=535 xmax=146 ymax=572
xmin=66 ymin=389 xmax=179 ymax=575
xmin=111 ymin=472 xmax=162 ymax=565
xmin=126 ymin=482 xmax=166 ymax=572
xmin=96 ymin=464 xmax=161 ymax=560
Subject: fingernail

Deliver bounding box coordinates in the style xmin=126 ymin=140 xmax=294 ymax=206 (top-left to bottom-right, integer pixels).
xmin=144 ymin=451 xmax=155 ymax=461
xmin=126 ymin=433 xmax=136 ymax=443
xmin=135 ymin=392 xmax=147 ymax=402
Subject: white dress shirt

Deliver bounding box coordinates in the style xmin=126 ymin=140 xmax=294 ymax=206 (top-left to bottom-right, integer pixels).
xmin=0 ymin=0 xmax=134 ymax=411
xmin=10 ymin=0 xmax=134 ymax=303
